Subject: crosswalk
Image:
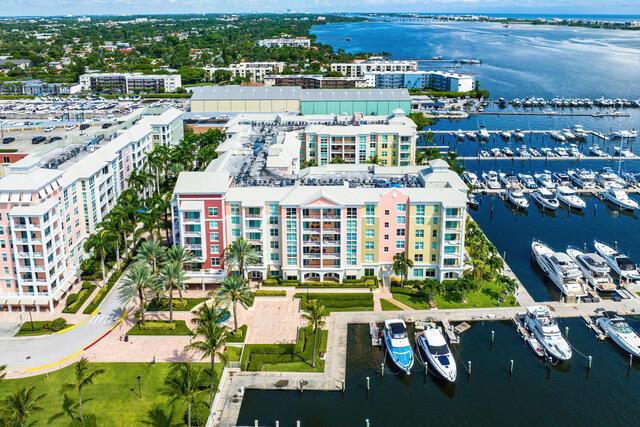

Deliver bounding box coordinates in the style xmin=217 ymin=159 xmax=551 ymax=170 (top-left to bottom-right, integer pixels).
xmin=88 ymin=313 xmax=118 ymax=326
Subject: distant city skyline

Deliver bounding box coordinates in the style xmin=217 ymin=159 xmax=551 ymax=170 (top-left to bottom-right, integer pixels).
xmin=1 ymin=1 xmax=640 ymax=17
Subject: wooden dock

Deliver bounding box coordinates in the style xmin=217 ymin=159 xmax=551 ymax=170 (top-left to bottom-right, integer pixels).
xmin=458 ymin=155 xmax=639 ymax=161
xmin=369 ymin=322 xmax=381 ymax=346
xmin=581 ymin=315 xmax=607 ymax=340
xmin=442 ymin=318 xmax=460 ymax=344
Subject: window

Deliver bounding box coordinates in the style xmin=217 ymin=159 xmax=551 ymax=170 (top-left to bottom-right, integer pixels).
xmin=432 ymin=242 xmax=438 ymax=250
xmin=397 ymin=216 xmax=405 ymax=224
xmin=446 ymin=208 xmax=459 ymax=216
xmin=365 ymin=254 xmax=374 ymax=262
xmin=269 ymin=216 xmax=279 ymax=225
xmin=211 ymin=258 xmax=220 ymax=266
xmin=432 ymin=230 xmax=438 ymax=238
xmin=365 ymin=229 xmax=374 ymax=238
xmin=270 ymin=241 xmax=279 ymax=249
xmin=415 ymin=242 xmax=424 ymax=250
xmin=270 ymin=229 xmax=279 ymax=237
xmin=365 ymin=204 xmax=375 ymax=216
xmin=366 ymin=217 xmax=375 ymax=225
xmin=365 ymin=242 xmax=374 ymax=250
xmin=415 ymin=254 xmax=423 ymax=262
xmin=445 ymin=246 xmax=457 ymax=254
xmin=396 ymin=240 xmax=405 ymax=249
xmin=384 ymin=210 xmax=390 ymax=215
xmin=270 ymin=253 xmax=279 ymax=261
xmin=209 ymin=232 xmax=219 ymax=242
xmin=209 ymin=221 xmax=219 ymax=229
xmin=384 ymin=222 xmax=389 ymax=228
xmin=432 ymin=254 xmax=437 ymax=262
xmin=433 ymin=217 xmax=438 ymax=225
xmin=416 ymin=217 xmax=425 ymax=225
xmin=210 ymin=245 xmax=220 ymax=254
xmin=384 ymin=247 xmax=389 ymax=252
xmin=396 ymin=204 xmax=406 ymax=212
xmin=208 ymin=207 xmax=219 ymax=217
xmin=414 ymin=268 xmax=424 ymax=278
xmin=384 ymin=234 xmax=389 ymax=240
xmin=396 ymin=229 xmax=405 ymax=236
xmin=415 ymin=230 xmax=424 ymax=238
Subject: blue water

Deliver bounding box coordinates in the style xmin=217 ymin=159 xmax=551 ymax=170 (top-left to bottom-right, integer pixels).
xmin=312 ymin=20 xmax=640 ymax=99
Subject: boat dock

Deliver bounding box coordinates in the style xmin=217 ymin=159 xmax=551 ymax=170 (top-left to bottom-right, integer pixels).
xmin=471 ymin=111 xmax=630 ymax=118
xmin=369 ymin=322 xmax=381 ymax=346
xmin=442 ymin=318 xmax=460 ymax=344
xmin=581 ymin=315 xmax=607 ymax=340
xmin=458 ymin=155 xmax=639 ymax=161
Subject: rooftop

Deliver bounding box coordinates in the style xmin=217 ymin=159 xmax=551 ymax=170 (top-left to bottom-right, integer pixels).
xmin=190 ymin=86 xmax=411 ymax=102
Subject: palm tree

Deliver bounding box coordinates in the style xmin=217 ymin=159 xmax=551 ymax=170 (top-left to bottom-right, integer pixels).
xmin=121 ymin=262 xmax=155 ymax=323
xmin=419 ymin=279 xmax=443 ymax=305
xmin=83 ymin=229 xmax=113 ymax=286
xmin=215 ymin=275 xmax=252 ymax=331
xmin=392 ymin=252 xmax=413 ymax=287
xmin=488 ymin=255 xmax=505 ymax=279
xmin=185 ymin=320 xmax=229 ymax=407
xmin=191 ymin=303 xmax=224 ymax=327
xmin=471 ymin=258 xmax=487 ymax=281
xmin=498 ymin=275 xmax=518 ymax=296
xmin=1 ymin=385 xmax=46 ymax=427
xmin=137 ymin=240 xmax=166 ymax=274
xmin=166 ymin=246 xmax=194 ymax=300
xmin=0 ymin=363 xmax=6 ymax=379
xmin=159 ymin=261 xmax=186 ymax=322
xmin=301 ymin=299 xmax=328 ymax=368
xmin=109 ymin=205 xmax=136 ymax=254
xmin=223 ymin=238 xmax=259 ymax=279
xmin=59 ymin=358 xmax=105 ymax=424
xmin=164 ymin=363 xmax=207 ymax=427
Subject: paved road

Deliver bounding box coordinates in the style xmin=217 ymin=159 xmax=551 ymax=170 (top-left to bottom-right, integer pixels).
xmin=0 ymin=275 xmax=130 ymax=375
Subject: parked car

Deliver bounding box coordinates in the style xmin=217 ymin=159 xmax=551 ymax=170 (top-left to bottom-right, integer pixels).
xmin=32 ymin=136 xmax=46 ymax=144
xmin=101 ymin=123 xmax=112 ymax=129
xmin=49 ymin=136 xmax=62 ymax=142
xmin=2 ymin=137 xmax=15 ymax=144
xmin=44 ymin=126 xmax=55 ymax=132
xmin=79 ymin=123 xmax=90 ymax=131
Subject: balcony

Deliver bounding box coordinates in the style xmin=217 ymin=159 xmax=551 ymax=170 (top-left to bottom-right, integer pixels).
xmin=322 ymin=228 xmax=341 ymax=234
xmin=303 ymin=227 xmax=321 ymax=234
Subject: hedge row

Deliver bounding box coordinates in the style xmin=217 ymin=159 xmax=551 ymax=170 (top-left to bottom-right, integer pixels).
xmin=62 ymin=282 xmax=97 ymax=314
xmin=82 ymin=248 xmax=138 ymax=314
xmin=262 ymin=275 xmax=378 ymax=288
xmin=254 ymin=290 xmax=287 ymax=297
xmin=16 ymin=318 xmax=68 ymax=336
xmin=127 ymin=320 xmax=193 ymax=336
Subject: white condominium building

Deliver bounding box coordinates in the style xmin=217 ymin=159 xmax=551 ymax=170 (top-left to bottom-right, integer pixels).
xmin=205 ymin=62 xmax=286 ymax=83
xmin=331 ymin=57 xmax=419 ymax=78
xmin=257 ymin=37 xmax=311 ymax=48
xmin=79 ymin=73 xmax=182 ymax=94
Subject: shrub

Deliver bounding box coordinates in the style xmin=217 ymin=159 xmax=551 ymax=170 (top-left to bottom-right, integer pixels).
xmin=69 ymin=414 xmax=97 ymax=427
xmin=189 ymin=401 xmax=210 ymax=426
xmin=262 ymin=278 xmax=279 ymax=286
xmin=49 ymin=317 xmax=68 ymax=332
xmin=82 ymin=281 xmax=93 ymax=290
xmin=227 ymin=324 xmax=248 ymax=343
xmin=66 ymin=293 xmax=79 ymax=306
xmin=140 ymin=321 xmax=177 ymax=330
xmin=255 ymin=290 xmax=286 ymax=297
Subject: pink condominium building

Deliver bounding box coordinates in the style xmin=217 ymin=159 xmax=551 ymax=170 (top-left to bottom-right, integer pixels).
xmin=0 ymin=108 xmax=183 ymax=312
xmin=172 ymin=159 xmax=469 ymax=283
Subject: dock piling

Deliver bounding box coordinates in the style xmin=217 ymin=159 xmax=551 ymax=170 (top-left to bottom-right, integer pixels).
xmin=276 ymin=422 xmax=279 ymax=427
xmin=588 ymin=356 xmax=592 ymax=370
xmin=254 ymin=420 xmax=258 ymax=427
xmin=366 ymin=376 xmax=370 ymax=391
xmin=510 ymin=359 xmax=514 ymax=375
xmin=341 ymin=380 xmax=345 ymax=393
xmin=467 ymin=361 xmax=472 ymax=375
xmin=300 ymin=380 xmax=304 ymax=394
xmin=491 ymin=330 xmax=495 ymax=344
xmin=381 ymin=362 xmax=384 ymax=377
xmin=366 ymin=419 xmax=370 ymax=427
xmin=564 ymin=326 xmax=569 ymax=338
xmin=297 ymin=421 xmax=301 ymax=427
xmin=630 ymin=354 xmax=633 ymax=368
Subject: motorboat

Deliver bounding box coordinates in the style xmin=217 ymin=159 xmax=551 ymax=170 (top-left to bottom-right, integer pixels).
xmin=567 ymin=169 xmax=596 ymax=189
xmin=467 ymin=193 xmax=479 ymax=209
xmin=466 ymin=131 xmax=478 ymax=140
xmin=614 ymin=146 xmax=635 ymax=158
xmin=524 ymin=305 xmax=572 ymax=361
xmin=593 ymin=241 xmax=640 ymax=282
xmin=572 ymin=125 xmax=588 ymax=140
xmin=540 ymin=147 xmax=556 ymax=157
xmin=554 ymin=147 xmax=570 ymax=157
xmin=479 ymin=149 xmax=490 ymax=158
xmin=454 ymin=130 xmax=466 ymax=141
xmin=596 ymin=167 xmax=626 ymax=189
xmin=534 ymin=170 xmax=556 ymax=189
xmin=562 ymin=129 xmax=576 ymax=140
xmin=602 ymin=188 xmax=638 ymax=211
xmin=482 ymin=171 xmax=501 ymax=189
xmin=622 ymin=172 xmax=640 ymax=188
xmin=529 ymin=148 xmax=541 ymax=157
xmin=491 ymin=147 xmax=503 ymax=157
xmin=517 ymin=173 xmax=537 ymax=189
xmin=383 ymin=319 xmax=414 ymax=374
xmin=531 ymin=188 xmax=559 ymax=210
xmin=415 ymin=323 xmax=457 ymax=382
xmin=531 ymin=240 xmax=588 ymax=298
xmin=566 ymin=247 xmax=617 ymax=292
xmin=502 ymin=147 xmax=514 ymax=157
xmin=499 ymin=172 xmax=519 ymax=187
xmin=500 ymin=130 xmax=512 ymax=140
xmin=568 ymin=144 xmax=581 ymax=157
xmin=514 ymin=129 xmax=526 ymax=140
xmin=555 ymin=186 xmax=586 ymax=210
xmin=516 ymin=145 xmax=531 ymax=158
xmin=553 ymin=173 xmax=571 ymax=187
xmin=506 ymin=187 xmax=529 ymax=209
xmin=478 ymin=126 xmax=490 ymax=140
xmin=550 ymin=131 xmax=566 ymax=142
xmin=589 ymin=145 xmax=610 ymax=158
xmin=611 ymin=130 xmax=638 ymax=139
xmin=596 ymin=312 xmax=640 ymax=358
xmin=463 ymin=171 xmax=480 ymax=188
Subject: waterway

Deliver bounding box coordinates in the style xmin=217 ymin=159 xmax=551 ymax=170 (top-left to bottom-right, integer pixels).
xmin=311 ymin=20 xmax=640 ymax=99
xmin=238 ymin=321 xmax=640 ymax=426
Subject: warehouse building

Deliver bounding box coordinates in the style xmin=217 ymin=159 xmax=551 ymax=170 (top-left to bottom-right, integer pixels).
xmin=190 ymin=86 xmax=411 ymax=115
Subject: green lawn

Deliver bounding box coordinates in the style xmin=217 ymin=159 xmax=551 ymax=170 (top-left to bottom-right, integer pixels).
xmin=294 ymin=293 xmax=374 ymax=313
xmin=15 ymin=319 xmax=72 ymax=337
xmin=126 ymin=320 xmax=193 ymax=336
xmin=380 ymin=298 xmax=404 ymax=311
xmin=62 ymin=283 xmax=97 ymax=314
xmin=392 ymin=280 xmax=518 ymax=310
xmin=241 ymin=327 xmax=328 ymax=373
xmin=2 ymin=353 xmax=239 ymax=427
xmin=226 ymin=324 xmax=248 ymax=343
xmin=146 ymin=297 xmax=208 ymax=312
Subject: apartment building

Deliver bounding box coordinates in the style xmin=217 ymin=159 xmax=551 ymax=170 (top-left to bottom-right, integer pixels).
xmin=172 ymin=159 xmax=468 ymax=283
xmin=79 ymin=73 xmax=182 ymax=94
xmin=138 ymin=108 xmax=184 ymax=146
xmin=331 ymin=57 xmax=418 ymax=78
xmin=263 ymin=74 xmax=369 ymax=89
xmin=364 ymin=71 xmax=476 ymax=93
xmin=205 ymin=62 xmax=285 ymax=83
xmin=257 ymin=37 xmax=311 ymax=48
xmin=302 ymin=109 xmax=417 ymax=166
xmin=0 ymin=110 xmax=177 ymax=312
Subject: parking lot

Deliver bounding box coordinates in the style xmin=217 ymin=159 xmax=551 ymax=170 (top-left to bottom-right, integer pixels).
xmin=0 ymin=122 xmax=114 ymax=155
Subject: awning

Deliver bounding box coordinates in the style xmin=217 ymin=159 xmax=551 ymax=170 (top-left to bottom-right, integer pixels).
xmin=180 ymin=200 xmax=203 ymax=211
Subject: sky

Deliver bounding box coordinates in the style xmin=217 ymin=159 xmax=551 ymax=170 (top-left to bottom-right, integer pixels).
xmin=1 ymin=0 xmax=640 ymax=17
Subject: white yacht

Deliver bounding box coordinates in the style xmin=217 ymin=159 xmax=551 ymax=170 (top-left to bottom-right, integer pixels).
xmin=466 ymin=131 xmax=478 ymax=140
xmin=596 ymin=312 xmax=640 ymax=358
xmin=566 ymin=247 xmax=617 ymax=292
xmin=553 ymin=173 xmax=571 ymax=187
xmin=518 ymin=173 xmax=537 ymax=189
xmin=531 ymin=188 xmax=559 ymax=210
xmin=524 ymin=306 xmax=572 ymax=361
xmin=602 ymin=188 xmax=638 ymax=211
xmin=499 ymin=172 xmax=518 ymax=187
xmin=554 ymin=147 xmax=570 ymax=157
xmin=514 ymin=129 xmax=526 ymax=140
xmin=589 ymin=145 xmax=610 ymax=158
xmin=383 ymin=319 xmax=414 ymax=374
xmin=572 ymin=125 xmax=588 ymax=140
xmin=479 ymin=149 xmax=490 ymax=158
xmin=463 ymin=171 xmax=480 ymax=188
xmin=502 ymin=147 xmax=514 ymax=157
xmin=550 ymin=131 xmax=566 ymax=142
xmin=517 ymin=145 xmax=531 ymax=157
xmin=534 ymin=170 xmax=555 ymax=189
xmin=415 ymin=324 xmax=457 ymax=382
xmin=596 ymin=168 xmax=626 ymax=189
xmin=611 ymin=130 xmax=638 ymax=139
xmin=454 ymin=130 xmax=466 ymax=141
xmin=482 ymin=171 xmax=502 ymax=189
xmin=478 ymin=126 xmax=490 ymax=140
xmin=531 ymin=241 xmax=588 ymax=298
xmin=556 ymin=186 xmax=586 ymax=210
xmin=594 ymin=241 xmax=640 ymax=282
xmin=506 ymin=187 xmax=529 ymax=209
xmin=500 ymin=130 xmax=512 ymax=140
xmin=491 ymin=147 xmax=503 ymax=157
xmin=540 ymin=147 xmax=556 ymax=157
xmin=529 ymin=147 xmax=541 ymax=157
xmin=567 ymin=169 xmax=596 ymax=189
xmin=562 ymin=128 xmax=576 ymax=140
xmin=614 ymin=146 xmax=636 ymax=158
xmin=568 ymin=144 xmax=581 ymax=157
